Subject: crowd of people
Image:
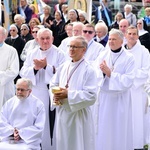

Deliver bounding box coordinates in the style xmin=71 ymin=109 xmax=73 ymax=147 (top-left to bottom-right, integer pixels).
xmin=0 ymin=0 xmax=150 ymax=150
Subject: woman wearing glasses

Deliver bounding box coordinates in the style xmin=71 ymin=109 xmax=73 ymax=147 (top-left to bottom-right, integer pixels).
xmin=20 ymin=25 xmax=44 ymax=62
xmin=20 ymin=24 xmax=33 ymax=43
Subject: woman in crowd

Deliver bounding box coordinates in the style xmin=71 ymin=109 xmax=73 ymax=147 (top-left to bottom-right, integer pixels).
xmin=137 ymin=18 xmax=150 ymax=52
xmin=29 ymin=18 xmax=40 ymax=34
xmin=50 ymin=10 xmax=65 ymax=46
xmin=111 ymin=12 xmax=123 ymax=29
xmin=40 ymin=5 xmax=54 ymax=28
xmin=13 ymin=14 xmax=25 ymax=36
xmin=29 ymin=4 xmax=38 ymax=19
xmin=21 ymin=25 xmax=44 ymax=62
xmin=79 ymin=10 xmax=89 ymax=24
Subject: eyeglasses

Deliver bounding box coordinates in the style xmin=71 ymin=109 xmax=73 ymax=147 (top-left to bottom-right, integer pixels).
xmin=16 ymin=88 xmax=29 ymax=92
xmin=67 ymin=45 xmax=84 ymax=49
xmin=21 ymin=28 xmax=27 ymax=31
xmin=32 ymin=31 xmax=38 ymax=34
xmin=83 ymin=30 xmax=94 ymax=34
xmin=10 ymin=30 xmax=16 ymax=32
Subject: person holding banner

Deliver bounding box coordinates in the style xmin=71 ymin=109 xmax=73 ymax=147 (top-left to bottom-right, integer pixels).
xmin=94 ymin=0 xmax=112 ymax=29
xmin=17 ymin=0 xmax=32 ymax=23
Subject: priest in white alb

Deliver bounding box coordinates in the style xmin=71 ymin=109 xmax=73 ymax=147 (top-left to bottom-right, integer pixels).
xmin=0 ymin=78 xmax=45 ymax=150
xmin=94 ymin=29 xmax=135 ymax=150
xmin=0 ymin=26 xmax=19 ymax=110
xmin=50 ymin=36 xmax=97 ymax=150
xmin=124 ymin=26 xmax=150 ymax=149
xmin=20 ymin=28 xmax=65 ymax=150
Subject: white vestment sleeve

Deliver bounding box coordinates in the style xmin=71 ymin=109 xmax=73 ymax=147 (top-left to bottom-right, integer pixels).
xmin=68 ymin=68 xmax=97 ymax=112
xmin=18 ymin=105 xmax=45 ymax=145
xmin=133 ymin=50 xmax=150 ymax=88
xmin=0 ymin=44 xmax=19 ymax=86
xmin=20 ymin=54 xmax=37 ymax=85
xmin=0 ymin=102 xmax=14 ymax=140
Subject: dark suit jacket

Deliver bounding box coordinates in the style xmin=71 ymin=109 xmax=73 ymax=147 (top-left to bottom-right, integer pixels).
xmin=94 ymin=35 xmax=109 ymax=47
xmin=95 ymin=7 xmax=112 ymax=28
xmin=17 ymin=5 xmax=32 ymax=23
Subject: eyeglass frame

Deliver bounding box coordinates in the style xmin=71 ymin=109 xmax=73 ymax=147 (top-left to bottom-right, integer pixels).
xmin=32 ymin=31 xmax=38 ymax=34
xmin=10 ymin=29 xmax=16 ymax=32
xmin=83 ymin=30 xmax=94 ymax=34
xmin=21 ymin=28 xmax=27 ymax=31
xmin=67 ymin=45 xmax=84 ymax=50
xmin=16 ymin=88 xmax=30 ymax=92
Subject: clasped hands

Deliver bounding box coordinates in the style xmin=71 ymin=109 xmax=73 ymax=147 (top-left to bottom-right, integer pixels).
xmin=33 ymin=57 xmax=47 ymax=70
xmin=100 ymin=60 xmax=111 ymax=77
xmin=13 ymin=128 xmax=21 ymax=141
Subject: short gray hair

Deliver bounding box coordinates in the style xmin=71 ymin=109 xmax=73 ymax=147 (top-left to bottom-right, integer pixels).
xmin=16 ymin=78 xmax=33 ymax=90
xmin=124 ymin=4 xmax=132 ymax=11
xmin=109 ymin=28 xmax=124 ymax=40
xmin=95 ymin=22 xmax=108 ymax=34
xmin=37 ymin=28 xmax=53 ymax=38
xmin=70 ymin=36 xmax=88 ymax=49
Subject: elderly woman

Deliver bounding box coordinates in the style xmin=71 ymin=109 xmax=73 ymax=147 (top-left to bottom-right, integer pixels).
xmin=13 ymin=14 xmax=25 ymax=36
xmin=21 ymin=25 xmax=44 ymax=61
xmin=111 ymin=12 xmax=123 ymax=29
xmin=79 ymin=10 xmax=89 ymax=24
xmin=123 ymin=4 xmax=137 ymax=26
xmin=20 ymin=24 xmax=33 ymax=43
xmin=65 ymin=9 xmax=80 ymax=24
xmin=137 ymin=18 xmax=150 ymax=52
xmin=40 ymin=5 xmax=54 ymax=28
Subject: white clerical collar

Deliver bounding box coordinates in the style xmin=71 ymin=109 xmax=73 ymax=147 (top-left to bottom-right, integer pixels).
xmin=11 ymin=35 xmax=19 ymax=39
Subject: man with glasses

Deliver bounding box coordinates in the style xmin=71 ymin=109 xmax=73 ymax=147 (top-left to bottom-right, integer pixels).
xmin=59 ymin=22 xmax=84 ymax=60
xmin=20 ymin=28 xmax=65 ymax=150
xmin=50 ymin=36 xmax=97 ymax=150
xmin=0 ymin=78 xmax=45 ymax=150
xmin=82 ymin=24 xmax=104 ymax=63
xmin=0 ymin=26 xmax=19 ymax=110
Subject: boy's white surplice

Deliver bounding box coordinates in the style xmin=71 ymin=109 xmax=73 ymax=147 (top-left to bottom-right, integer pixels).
xmin=94 ymin=47 xmax=135 ymax=150
xmin=0 ymin=94 xmax=45 ymax=150
xmin=50 ymin=58 xmax=97 ymax=150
